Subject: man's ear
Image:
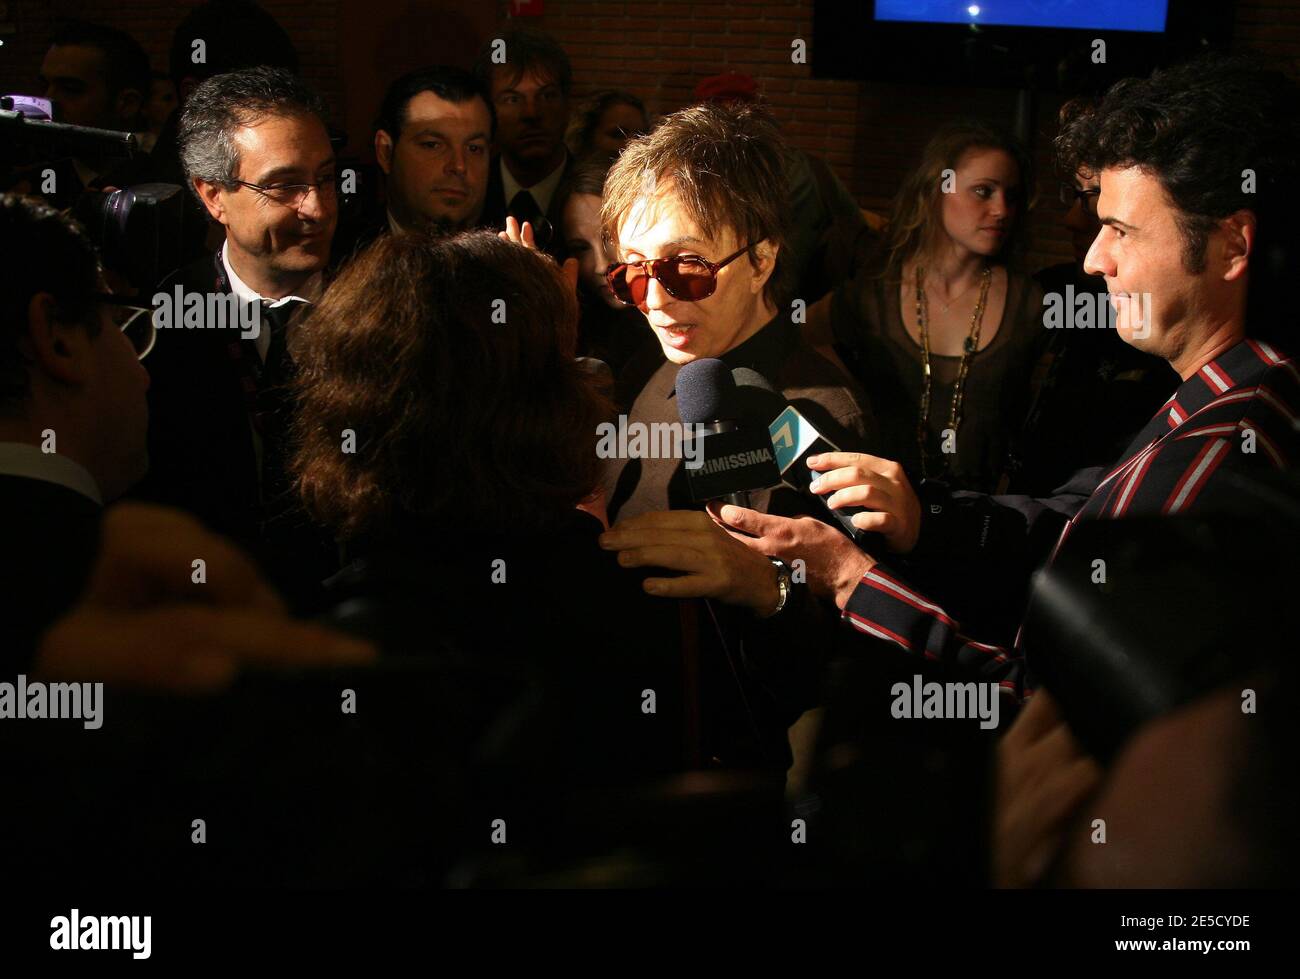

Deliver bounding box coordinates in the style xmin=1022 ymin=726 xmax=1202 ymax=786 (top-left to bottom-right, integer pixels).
xmin=375 ymin=129 xmax=394 ymax=175
xmin=193 ymin=177 xmax=228 ymax=224
xmin=24 ymin=293 xmax=94 ymax=387
xmin=748 ymin=239 xmax=780 ymax=296
xmin=1220 ymin=209 xmax=1256 ymax=283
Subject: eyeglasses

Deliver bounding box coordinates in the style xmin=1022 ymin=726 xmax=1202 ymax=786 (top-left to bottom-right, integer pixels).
xmin=605 ymin=245 xmax=749 ymax=307
xmin=95 ymin=294 xmax=156 ymax=360
xmin=1060 ymin=184 xmax=1100 ymax=216
xmin=229 ymin=175 xmax=338 ymax=208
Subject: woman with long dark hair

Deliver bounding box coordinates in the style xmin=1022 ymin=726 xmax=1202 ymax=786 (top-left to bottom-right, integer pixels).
xmin=290 ymin=230 xmax=682 ymax=786
xmin=810 ymin=121 xmax=1043 ymax=492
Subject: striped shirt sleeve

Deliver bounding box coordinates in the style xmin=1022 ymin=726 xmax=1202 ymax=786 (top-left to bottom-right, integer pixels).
xmin=841 ymin=563 xmax=1026 ymax=701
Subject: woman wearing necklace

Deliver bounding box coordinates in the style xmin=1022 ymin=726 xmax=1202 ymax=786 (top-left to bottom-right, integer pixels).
xmin=809 ymin=121 xmax=1043 ymax=493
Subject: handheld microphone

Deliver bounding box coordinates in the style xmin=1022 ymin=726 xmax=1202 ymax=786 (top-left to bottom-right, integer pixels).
xmin=675 ymin=359 xmax=781 ymax=506
xmin=730 ymin=367 xmax=877 ymax=545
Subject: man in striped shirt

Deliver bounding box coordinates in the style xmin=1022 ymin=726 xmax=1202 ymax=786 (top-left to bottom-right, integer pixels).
xmin=817 ymin=335 xmax=1298 ymax=701
xmin=600 ymin=55 xmax=1300 ymax=708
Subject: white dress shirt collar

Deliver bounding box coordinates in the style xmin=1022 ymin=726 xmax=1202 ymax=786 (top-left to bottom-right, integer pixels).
xmin=0 ymin=441 xmax=102 ymax=505
xmin=499 ymin=153 xmax=568 ymax=218
xmin=221 ymin=239 xmax=323 ymax=361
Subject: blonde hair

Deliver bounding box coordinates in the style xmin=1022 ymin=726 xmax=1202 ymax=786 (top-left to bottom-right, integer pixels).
xmin=882 ymin=120 xmax=1033 ymax=280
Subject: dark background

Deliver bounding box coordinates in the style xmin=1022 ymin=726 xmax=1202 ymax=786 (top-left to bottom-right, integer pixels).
xmin=0 ymin=0 xmax=1296 ymax=270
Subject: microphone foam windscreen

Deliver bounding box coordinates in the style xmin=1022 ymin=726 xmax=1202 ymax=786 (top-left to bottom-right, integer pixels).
xmin=675 ymin=358 xmax=737 ymax=425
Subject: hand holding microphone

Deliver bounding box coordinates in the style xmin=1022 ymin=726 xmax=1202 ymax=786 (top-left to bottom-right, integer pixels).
xmin=729 ymin=367 xmax=913 ymax=554
xmin=805 ymin=451 xmax=922 ymax=555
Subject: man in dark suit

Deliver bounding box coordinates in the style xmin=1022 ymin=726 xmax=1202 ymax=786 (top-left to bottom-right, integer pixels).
xmin=473 ymin=27 xmax=575 ymax=260
xmin=131 ymin=66 xmax=339 ymax=610
xmin=333 ymin=66 xmax=496 ymax=265
xmin=0 ymin=194 xmax=152 ymax=668
xmin=32 ymin=21 xmax=153 ymax=204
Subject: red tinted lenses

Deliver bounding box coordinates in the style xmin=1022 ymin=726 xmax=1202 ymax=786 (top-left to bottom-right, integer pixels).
xmin=607 ymin=256 xmax=717 ymax=306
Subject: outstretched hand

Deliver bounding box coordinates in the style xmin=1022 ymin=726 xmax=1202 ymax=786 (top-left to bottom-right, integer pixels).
xmin=598 ymin=509 xmax=781 ymax=615
xmin=994 ymin=691 xmax=1103 ymax=888
xmin=709 ymin=502 xmax=875 ymax=609
xmin=34 ymin=503 xmax=377 ymax=692
xmin=498 ymin=215 xmax=579 ymax=294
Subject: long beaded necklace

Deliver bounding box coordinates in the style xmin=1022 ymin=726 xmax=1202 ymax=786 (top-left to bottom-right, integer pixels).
xmin=914 ymin=264 xmax=993 ymax=479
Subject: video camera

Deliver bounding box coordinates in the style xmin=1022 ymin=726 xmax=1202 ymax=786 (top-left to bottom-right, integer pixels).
xmin=1 ymin=95 xmax=185 ymax=291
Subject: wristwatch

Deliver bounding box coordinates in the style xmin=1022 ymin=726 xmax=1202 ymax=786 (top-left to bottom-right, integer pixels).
xmin=765 ymin=556 xmax=793 ymax=617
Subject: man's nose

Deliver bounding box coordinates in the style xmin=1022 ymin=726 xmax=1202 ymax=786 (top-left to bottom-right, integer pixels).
xmin=1082 ymin=231 xmax=1110 ymax=277
xmin=297 ymin=185 xmax=330 ymax=220
xmin=445 ymin=146 xmax=467 ymax=176
xmin=643 ymin=274 xmax=671 ymax=310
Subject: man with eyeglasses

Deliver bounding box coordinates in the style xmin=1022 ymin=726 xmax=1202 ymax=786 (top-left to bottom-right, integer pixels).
xmin=0 ymin=194 xmax=152 ymax=666
xmin=131 ymin=66 xmax=339 ymax=610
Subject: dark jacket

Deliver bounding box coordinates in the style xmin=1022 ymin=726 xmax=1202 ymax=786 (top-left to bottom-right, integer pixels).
xmin=323 ymin=509 xmax=687 ymax=780
xmin=128 ymin=251 xmax=337 ymax=611
xmin=479 ymin=153 xmax=574 ymax=262
xmin=601 ymin=310 xmax=876 ymax=770
xmin=0 ymin=474 xmax=102 ymax=671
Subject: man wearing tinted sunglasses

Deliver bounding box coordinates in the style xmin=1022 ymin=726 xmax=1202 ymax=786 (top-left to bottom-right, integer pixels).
xmin=594 ymin=102 xmax=877 ymax=772
xmin=0 ymin=194 xmax=152 ymax=666
xmin=600 ymin=101 xmax=876 ymax=524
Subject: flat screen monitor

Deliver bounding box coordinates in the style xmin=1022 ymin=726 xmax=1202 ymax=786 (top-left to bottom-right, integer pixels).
xmin=873 ymin=1 xmax=1168 ymax=34
xmin=813 ymin=1 xmax=1232 ymax=89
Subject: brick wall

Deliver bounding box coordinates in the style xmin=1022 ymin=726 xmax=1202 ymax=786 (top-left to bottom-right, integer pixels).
xmin=524 ymin=0 xmax=1300 ymax=268
xmin=2 ymin=0 xmax=1298 ymax=268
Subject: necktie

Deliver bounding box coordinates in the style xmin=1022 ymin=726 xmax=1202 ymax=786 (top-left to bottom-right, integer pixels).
xmin=508 ymin=189 xmax=542 ymax=229
xmin=260 ymin=299 xmax=305 ymax=389
xmin=256 ymin=299 xmax=308 ymax=505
